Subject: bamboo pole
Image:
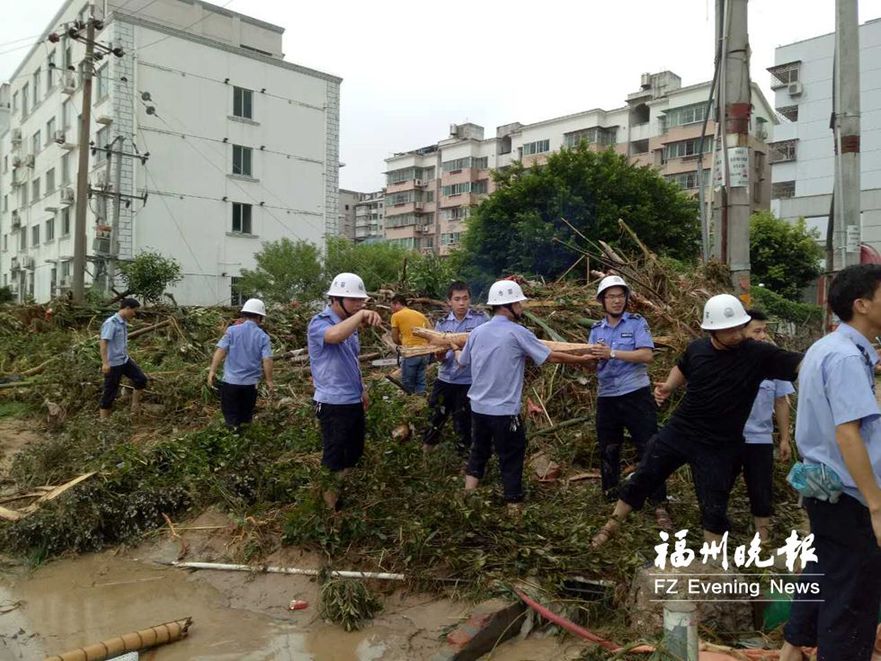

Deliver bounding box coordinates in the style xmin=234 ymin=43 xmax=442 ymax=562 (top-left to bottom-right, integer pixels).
xmin=165 ymin=560 xmax=405 ymax=581
xmin=411 ymin=327 xmax=596 ymax=354
xmin=44 ymin=617 xmax=192 ymax=661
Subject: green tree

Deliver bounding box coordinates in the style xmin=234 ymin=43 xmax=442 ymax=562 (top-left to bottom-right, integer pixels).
xmin=461 ymin=144 xmax=700 ymax=282
xmin=118 ymin=250 xmax=183 ymax=303
xmin=236 ymin=238 xmax=324 ymax=304
xmin=750 ymin=211 xmax=823 ymax=299
xmin=324 ymin=237 xmax=407 ymax=292
xmin=407 ymin=250 xmax=463 ymax=299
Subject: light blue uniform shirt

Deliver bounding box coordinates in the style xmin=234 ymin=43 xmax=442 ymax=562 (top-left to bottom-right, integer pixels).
xmin=308 ymin=306 xmax=363 ymax=405
xmin=587 ymin=312 xmax=654 ymax=397
xmin=217 ymin=320 xmax=272 ymax=386
xmin=458 ymin=315 xmax=552 ymax=416
xmin=795 ymin=323 xmax=881 ymax=505
xmin=744 ymin=378 xmax=795 ymax=444
xmin=100 ymin=313 xmax=129 ymax=367
xmin=436 ymin=308 xmax=489 ymax=385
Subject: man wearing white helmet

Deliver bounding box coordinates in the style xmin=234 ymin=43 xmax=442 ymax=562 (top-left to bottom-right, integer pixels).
xmin=593 ymin=293 xmax=802 ymax=548
xmin=208 ymin=298 xmax=274 ymax=430
xmin=308 ymin=272 xmax=382 ymax=510
xmin=588 ymin=275 xmax=669 ymax=527
xmin=458 ymin=279 xmax=595 ymax=508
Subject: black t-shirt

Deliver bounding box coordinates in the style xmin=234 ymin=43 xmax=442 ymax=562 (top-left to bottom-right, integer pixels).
xmin=662 ymin=337 xmax=802 ymax=445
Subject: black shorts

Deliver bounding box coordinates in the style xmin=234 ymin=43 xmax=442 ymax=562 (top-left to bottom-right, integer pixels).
xmin=315 ymin=402 xmax=366 ymax=472
xmin=100 ymin=359 xmax=148 ymax=409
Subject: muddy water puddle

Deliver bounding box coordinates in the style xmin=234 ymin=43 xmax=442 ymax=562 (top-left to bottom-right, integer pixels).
xmin=0 ymin=547 xmax=586 ymax=660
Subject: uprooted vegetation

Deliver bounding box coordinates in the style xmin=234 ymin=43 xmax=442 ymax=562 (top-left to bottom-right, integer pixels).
xmin=0 ymin=246 xmax=824 ymax=648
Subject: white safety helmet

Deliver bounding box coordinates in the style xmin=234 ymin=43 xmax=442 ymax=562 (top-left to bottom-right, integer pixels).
xmin=241 ymin=298 xmax=267 ymax=317
xmin=597 ymin=275 xmax=630 ymax=300
xmin=326 ymin=272 xmax=369 ymax=299
xmin=700 ymin=294 xmax=751 ymax=331
xmin=486 ymin=280 xmax=528 ymax=306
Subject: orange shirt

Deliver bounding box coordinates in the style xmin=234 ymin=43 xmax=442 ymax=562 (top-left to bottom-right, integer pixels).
xmin=391 ymin=307 xmax=429 ymax=348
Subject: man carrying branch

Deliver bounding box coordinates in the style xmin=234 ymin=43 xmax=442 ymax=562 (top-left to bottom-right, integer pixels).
xmin=458 ymin=279 xmax=596 ymax=510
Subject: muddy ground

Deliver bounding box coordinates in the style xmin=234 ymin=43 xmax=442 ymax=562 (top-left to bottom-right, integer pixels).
xmin=0 ymin=421 xmax=589 ymax=661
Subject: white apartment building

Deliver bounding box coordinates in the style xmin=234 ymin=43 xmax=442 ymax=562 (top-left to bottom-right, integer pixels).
xmin=769 ymin=18 xmax=881 ymax=252
xmin=353 ymin=190 xmax=384 ymax=243
xmin=0 ymin=0 xmax=340 ymax=305
xmin=385 ymin=71 xmax=775 ymax=255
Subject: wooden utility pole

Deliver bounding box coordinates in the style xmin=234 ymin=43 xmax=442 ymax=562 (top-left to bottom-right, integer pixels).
xmin=72 ymin=16 xmax=96 ymax=303
xmin=832 ymin=0 xmax=862 ymax=271
xmin=712 ymin=0 xmax=752 ymax=302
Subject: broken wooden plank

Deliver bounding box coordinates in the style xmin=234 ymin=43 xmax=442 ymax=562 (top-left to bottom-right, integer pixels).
xmin=0 ymin=505 xmax=22 ymax=522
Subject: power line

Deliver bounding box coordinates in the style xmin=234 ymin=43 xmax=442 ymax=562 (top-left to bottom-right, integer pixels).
xmin=139 ymin=124 xmax=323 ymax=165
xmin=134 ymin=60 xmax=326 ymax=112
xmin=145 ymin=187 xmax=323 ymax=216
xmin=142 ymin=165 xmax=205 ymax=273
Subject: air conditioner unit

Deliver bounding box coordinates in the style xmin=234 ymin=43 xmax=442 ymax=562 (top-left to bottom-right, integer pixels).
xmin=60 ymin=187 xmax=74 ymax=204
xmin=95 ymin=115 xmax=113 ymax=125
xmin=9 ymin=257 xmax=19 ymax=271
xmin=11 ymin=156 xmax=22 ymax=169
xmin=414 ymin=202 xmax=424 ymax=211
xmin=413 ymin=179 xmax=423 ymax=187
xmin=10 ymin=128 xmax=21 ymax=143
xmin=62 ymin=73 xmax=77 ymax=94
xmin=10 ymin=211 xmax=21 ymax=228
xmin=54 ymin=130 xmax=66 ymax=144
xmin=21 ymin=256 xmax=34 ymax=270
xmin=788 ymin=81 xmax=804 ymax=97
xmin=24 ymin=154 xmax=35 ymax=168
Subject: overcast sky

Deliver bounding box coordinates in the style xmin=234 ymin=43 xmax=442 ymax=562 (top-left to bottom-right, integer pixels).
xmin=3 ymin=0 xmax=881 ymax=192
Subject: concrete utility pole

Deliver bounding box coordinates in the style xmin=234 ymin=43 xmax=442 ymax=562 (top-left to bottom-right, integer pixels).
xmin=712 ymin=0 xmax=752 ymax=301
xmin=72 ymin=15 xmax=96 ymax=304
xmin=832 ymin=0 xmax=862 ymax=271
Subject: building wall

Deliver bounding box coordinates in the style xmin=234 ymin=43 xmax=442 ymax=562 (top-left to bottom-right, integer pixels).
xmin=0 ymin=0 xmax=339 ymax=305
xmin=770 ymin=18 xmax=881 ymax=254
xmin=338 ymin=189 xmax=359 ymax=241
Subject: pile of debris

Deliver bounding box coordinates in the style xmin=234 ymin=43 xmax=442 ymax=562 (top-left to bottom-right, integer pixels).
xmin=0 ymin=242 xmax=822 ymax=648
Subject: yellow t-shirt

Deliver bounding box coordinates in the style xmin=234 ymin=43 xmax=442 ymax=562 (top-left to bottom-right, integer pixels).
xmin=391 ymin=308 xmax=429 ymax=348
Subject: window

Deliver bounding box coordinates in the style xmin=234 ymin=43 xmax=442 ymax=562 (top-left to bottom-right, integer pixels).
xmin=62 ymin=153 xmax=71 ymax=184
xmin=772 ymin=180 xmax=796 ymax=199
xmin=61 ymin=208 xmax=71 ymax=235
xmin=32 ymin=178 xmax=41 ymax=201
xmin=32 ymin=130 xmax=41 ymax=155
xmin=441 ymin=181 xmax=487 ymax=197
xmin=384 ymin=213 xmax=419 ymax=228
xmin=61 ymin=260 xmax=71 ymax=278
xmin=19 ymin=230 xmax=26 ymax=250
xmin=386 ymin=166 xmax=434 ymax=185
xmin=663 ymin=137 xmax=713 ymax=161
xmin=47 ymin=52 xmax=56 ymax=90
xmin=230 ymin=276 xmax=245 ymax=306
xmin=3 ymin=157 xmax=6 ymax=173
xmin=64 ymin=42 xmax=72 ymax=71
xmin=32 ymin=225 xmax=40 ymax=246
xmin=95 ymin=126 xmax=109 ymax=161
xmin=441 ymin=157 xmax=488 ymax=172
xmin=46 ymin=117 xmax=56 ymax=144
xmin=232 ymin=145 xmax=252 ymax=176
xmin=19 ymin=184 xmax=28 ymax=208
xmin=666 ymin=170 xmax=709 ymax=190
xmin=563 ymin=127 xmax=617 ymax=148
xmin=33 ymin=69 xmax=41 ymax=106
xmin=45 ymin=168 xmax=55 ymax=193
xmin=12 ymin=91 xmax=18 ymax=113
xmin=441 ymin=207 xmax=471 ymax=221
xmin=45 ymin=218 xmax=54 ymax=241
xmin=769 ymin=62 xmax=800 ymax=88
xmin=770 ymin=139 xmax=798 ymax=163
xmin=62 ymin=99 xmax=72 ymax=129
xmin=522 ymin=139 xmax=550 ymax=156
xmin=232 ymin=202 xmax=252 ymax=233
xmin=21 ymin=83 xmax=28 ymax=117
xmin=233 ymin=87 xmax=253 ymax=119
xmin=95 ymin=65 xmax=109 ymax=101
xmin=663 ymin=102 xmax=709 ymax=129
xmin=441 ymin=232 xmax=462 ymax=246
xmin=386 ymin=237 xmax=415 ymax=249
